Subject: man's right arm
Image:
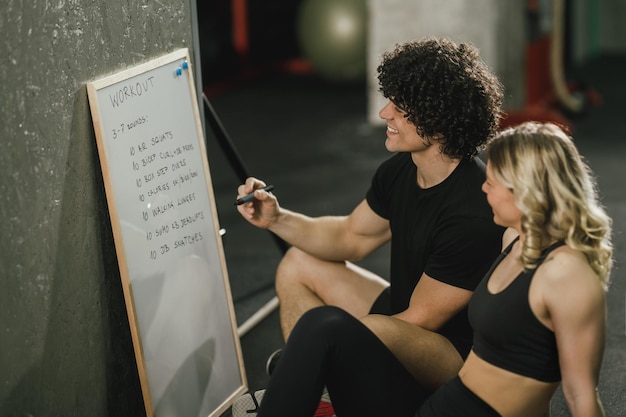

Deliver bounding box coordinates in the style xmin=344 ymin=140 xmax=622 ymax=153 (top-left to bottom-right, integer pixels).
xmin=236 ymin=178 xmax=390 ymax=262
xmin=269 ymin=200 xmax=391 ymax=262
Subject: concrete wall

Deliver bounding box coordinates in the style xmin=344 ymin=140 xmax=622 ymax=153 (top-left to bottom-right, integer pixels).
xmin=572 ymin=0 xmax=626 ymax=63
xmin=0 ymin=0 xmax=198 ymax=415
xmin=598 ymin=0 xmax=626 ymax=53
xmin=366 ymin=0 xmax=526 ymax=124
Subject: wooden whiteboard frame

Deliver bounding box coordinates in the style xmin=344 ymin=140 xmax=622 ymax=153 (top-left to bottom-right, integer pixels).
xmin=87 ymin=48 xmax=247 ymax=417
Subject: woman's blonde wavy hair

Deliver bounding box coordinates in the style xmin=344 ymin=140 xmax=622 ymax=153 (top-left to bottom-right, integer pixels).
xmin=486 ymin=122 xmax=613 ymax=289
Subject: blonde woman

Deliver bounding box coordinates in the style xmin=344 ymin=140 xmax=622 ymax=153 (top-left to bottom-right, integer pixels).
xmin=414 ymin=121 xmax=613 ymax=416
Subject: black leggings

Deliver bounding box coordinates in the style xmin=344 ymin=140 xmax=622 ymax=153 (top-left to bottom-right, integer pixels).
xmin=416 ymin=376 xmax=501 ymax=417
xmin=256 ymin=306 xmax=430 ymax=417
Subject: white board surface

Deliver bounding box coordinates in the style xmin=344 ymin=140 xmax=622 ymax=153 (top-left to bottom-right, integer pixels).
xmin=87 ymin=48 xmax=246 ymax=417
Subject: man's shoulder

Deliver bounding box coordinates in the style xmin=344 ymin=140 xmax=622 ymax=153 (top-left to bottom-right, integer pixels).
xmin=439 ymin=158 xmax=492 ymax=217
xmin=441 ymin=157 xmax=487 ymax=193
xmin=460 ymin=156 xmax=487 ymax=177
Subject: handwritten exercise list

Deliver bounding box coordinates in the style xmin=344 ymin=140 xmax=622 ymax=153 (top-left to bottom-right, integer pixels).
xmin=103 ymin=71 xmax=208 ymax=263
xmin=132 ymin=128 xmax=204 ymax=261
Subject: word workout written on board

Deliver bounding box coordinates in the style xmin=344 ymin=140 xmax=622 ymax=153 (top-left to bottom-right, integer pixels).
xmin=87 ymin=48 xmax=246 ymax=417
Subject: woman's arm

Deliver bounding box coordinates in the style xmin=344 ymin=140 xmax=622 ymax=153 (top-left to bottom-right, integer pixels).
xmin=540 ymin=249 xmax=607 ymax=417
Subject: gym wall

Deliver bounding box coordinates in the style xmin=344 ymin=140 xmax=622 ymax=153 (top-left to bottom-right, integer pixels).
xmin=0 ymin=1 xmax=197 ymax=415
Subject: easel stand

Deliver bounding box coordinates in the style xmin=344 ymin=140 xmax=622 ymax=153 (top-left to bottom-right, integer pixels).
xmin=202 ymin=93 xmax=288 ymax=337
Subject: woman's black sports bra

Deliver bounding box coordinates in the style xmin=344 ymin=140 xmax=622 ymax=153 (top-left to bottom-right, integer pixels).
xmin=468 ymin=238 xmax=564 ymax=382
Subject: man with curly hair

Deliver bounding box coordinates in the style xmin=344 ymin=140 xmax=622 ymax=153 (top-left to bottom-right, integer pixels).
xmin=234 ymin=37 xmax=505 ymax=410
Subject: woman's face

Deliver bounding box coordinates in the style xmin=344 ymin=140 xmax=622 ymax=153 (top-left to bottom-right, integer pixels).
xmin=482 ymin=162 xmax=523 ymax=229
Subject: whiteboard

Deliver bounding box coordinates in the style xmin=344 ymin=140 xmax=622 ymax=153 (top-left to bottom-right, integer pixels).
xmin=87 ymin=48 xmax=247 ymax=417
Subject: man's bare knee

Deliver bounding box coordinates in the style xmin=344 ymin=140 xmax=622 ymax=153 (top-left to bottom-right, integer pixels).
xmin=275 ymin=247 xmax=320 ymax=295
xmin=274 ymin=247 xmax=332 ymax=340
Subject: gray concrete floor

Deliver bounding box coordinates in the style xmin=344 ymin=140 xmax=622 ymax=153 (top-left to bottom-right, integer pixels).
xmin=205 ymin=55 xmax=626 ymax=416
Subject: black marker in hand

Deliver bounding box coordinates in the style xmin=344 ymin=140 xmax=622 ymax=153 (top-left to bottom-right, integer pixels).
xmin=234 ymin=185 xmax=274 ymax=206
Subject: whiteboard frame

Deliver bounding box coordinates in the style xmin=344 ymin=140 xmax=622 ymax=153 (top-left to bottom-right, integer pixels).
xmin=86 ymin=48 xmax=247 ymax=417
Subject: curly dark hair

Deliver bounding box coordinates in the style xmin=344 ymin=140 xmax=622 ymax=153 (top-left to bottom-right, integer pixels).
xmin=377 ymin=37 xmax=503 ymax=159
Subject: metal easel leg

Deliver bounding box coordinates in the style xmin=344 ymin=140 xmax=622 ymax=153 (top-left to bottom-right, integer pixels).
xmin=201 ymin=92 xmax=288 ymax=337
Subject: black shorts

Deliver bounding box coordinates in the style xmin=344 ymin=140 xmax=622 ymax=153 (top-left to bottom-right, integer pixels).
xmin=369 ymin=286 xmax=391 ymax=315
xmin=416 ymin=376 xmax=501 ymax=417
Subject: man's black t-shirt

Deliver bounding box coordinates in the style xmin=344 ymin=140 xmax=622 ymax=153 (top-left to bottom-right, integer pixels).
xmin=366 ymin=152 xmax=504 ymax=356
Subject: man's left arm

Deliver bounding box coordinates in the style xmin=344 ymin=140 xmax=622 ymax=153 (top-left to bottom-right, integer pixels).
xmin=361 ymin=274 xmax=472 ymax=389
xmin=361 ymin=217 xmax=503 ymax=387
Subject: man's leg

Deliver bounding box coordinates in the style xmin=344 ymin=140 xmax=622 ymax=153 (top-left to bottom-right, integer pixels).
xmin=258 ymin=306 xmax=428 ymax=417
xmin=360 ymin=314 xmax=463 ymax=390
xmin=275 ymin=247 xmax=389 ymax=340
